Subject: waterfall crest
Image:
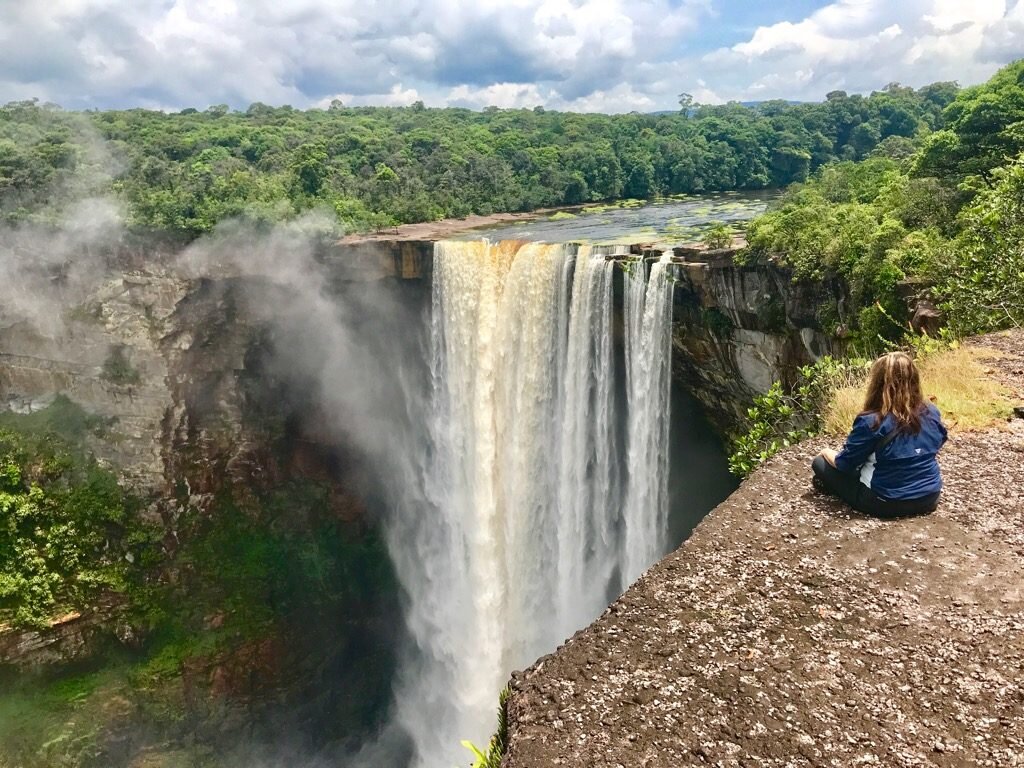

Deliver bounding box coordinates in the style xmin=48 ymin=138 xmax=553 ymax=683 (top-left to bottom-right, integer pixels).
xmin=387 ymin=240 xmax=675 ymax=768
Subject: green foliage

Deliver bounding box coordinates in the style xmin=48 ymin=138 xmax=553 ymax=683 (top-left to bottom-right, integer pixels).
xmin=728 ymin=357 xmax=863 ymax=477
xmin=700 ymin=307 xmax=734 ymax=337
xmin=0 ymin=396 xmax=115 ymax=448
xmin=0 ymin=669 xmax=114 ymax=768
xmin=0 ymin=79 xmax=965 ymax=236
xmin=745 ymin=166 xmax=915 ymax=349
xmin=462 ymin=685 xmax=511 ymax=768
xmin=913 ymin=59 xmax=1024 ymax=183
xmin=701 ymin=222 xmax=732 ymax=249
xmin=548 ymin=210 xmax=577 ymax=221
xmin=99 ymin=346 xmax=141 ymax=386
xmin=0 ymin=427 xmax=151 ymax=629
xmin=939 ymin=154 xmax=1024 ymax=333
xmin=743 ymin=61 xmax=1024 ymax=347
xmin=126 ymin=480 xmax=398 ymax=703
xmin=0 ymin=475 xmax=399 ymax=766
xmin=0 ymin=661 xmax=223 ymax=768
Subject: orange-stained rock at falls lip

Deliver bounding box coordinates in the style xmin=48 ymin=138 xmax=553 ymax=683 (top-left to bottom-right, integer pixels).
xmin=501 ymin=330 xmax=1024 ymax=768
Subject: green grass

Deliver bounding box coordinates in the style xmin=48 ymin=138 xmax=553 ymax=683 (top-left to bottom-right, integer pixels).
xmin=547 ymin=211 xmax=577 ymax=221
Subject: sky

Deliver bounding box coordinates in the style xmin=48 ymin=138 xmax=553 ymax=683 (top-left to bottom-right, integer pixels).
xmin=0 ymin=0 xmax=1021 ymax=113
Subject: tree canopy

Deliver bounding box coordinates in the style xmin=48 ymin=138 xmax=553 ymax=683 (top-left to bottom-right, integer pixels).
xmin=0 ymin=79 xmax=962 ymax=238
xmin=744 ymin=59 xmax=1024 ymax=341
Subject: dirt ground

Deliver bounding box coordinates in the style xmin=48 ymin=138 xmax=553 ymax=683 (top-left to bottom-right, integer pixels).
xmin=503 ymin=330 xmax=1024 ymax=768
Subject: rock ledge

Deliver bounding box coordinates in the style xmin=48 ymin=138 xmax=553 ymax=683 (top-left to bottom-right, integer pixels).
xmin=504 ymin=331 xmax=1024 ymax=768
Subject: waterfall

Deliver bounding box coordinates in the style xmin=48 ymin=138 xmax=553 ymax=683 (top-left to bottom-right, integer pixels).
xmin=385 ymin=240 xmax=675 ymax=768
xmin=622 ymin=251 xmax=674 ymax=583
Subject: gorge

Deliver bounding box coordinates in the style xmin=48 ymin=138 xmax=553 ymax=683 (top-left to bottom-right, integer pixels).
xmin=0 ymin=203 xmax=838 ymax=768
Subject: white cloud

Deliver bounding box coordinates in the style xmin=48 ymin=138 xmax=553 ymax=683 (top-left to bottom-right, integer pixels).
xmin=445 ymin=83 xmax=546 ymax=109
xmin=0 ymin=0 xmax=1020 ymax=111
xmin=553 ymin=83 xmax=659 ymax=113
xmin=695 ymin=0 xmax=1022 ymax=103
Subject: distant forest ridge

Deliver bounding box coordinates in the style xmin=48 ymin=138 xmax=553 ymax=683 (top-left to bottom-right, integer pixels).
xmin=0 ymin=73 xmax=1001 ymax=238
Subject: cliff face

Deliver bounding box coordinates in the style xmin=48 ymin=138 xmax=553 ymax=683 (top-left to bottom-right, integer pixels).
xmin=668 ymin=247 xmax=847 ymax=434
xmin=0 ymin=252 xmax=409 ymax=761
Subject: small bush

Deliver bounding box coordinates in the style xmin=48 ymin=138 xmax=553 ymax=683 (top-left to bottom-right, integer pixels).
xmin=100 ymin=346 xmax=141 ymax=386
xmin=463 ymin=685 xmax=511 ymax=768
xmin=728 ymin=356 xmax=866 ymax=477
xmin=701 ymin=307 xmax=734 ymax=337
xmin=0 ymin=427 xmax=152 ymax=629
xmin=702 ymin=222 xmax=732 ymax=250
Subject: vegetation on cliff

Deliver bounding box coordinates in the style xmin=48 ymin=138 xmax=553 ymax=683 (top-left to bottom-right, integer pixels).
xmin=0 ymin=399 xmax=154 ymax=630
xmin=730 ymin=59 xmax=1024 ymax=476
xmin=742 ymin=59 xmax=1024 ymax=343
xmin=2 ymin=81 xmax=956 ymax=236
xmin=0 ymin=398 xmax=399 ymax=767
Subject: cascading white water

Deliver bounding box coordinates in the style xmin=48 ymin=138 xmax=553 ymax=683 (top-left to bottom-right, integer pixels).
xmin=622 ymin=251 xmax=675 ymax=583
xmin=385 ymin=240 xmax=675 ymax=768
xmin=556 ymin=248 xmax=620 ymax=630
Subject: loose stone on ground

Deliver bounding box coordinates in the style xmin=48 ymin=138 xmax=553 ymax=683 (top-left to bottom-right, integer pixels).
xmin=503 ymin=330 xmax=1024 ymax=768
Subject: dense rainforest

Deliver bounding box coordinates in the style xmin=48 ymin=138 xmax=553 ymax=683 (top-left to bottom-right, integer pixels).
xmin=2 ymin=80 xmax=958 ymax=236
xmin=743 ymin=59 xmax=1024 ymax=340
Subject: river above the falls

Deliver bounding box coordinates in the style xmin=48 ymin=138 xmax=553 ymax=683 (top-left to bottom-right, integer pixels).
xmin=454 ymin=190 xmax=778 ymax=247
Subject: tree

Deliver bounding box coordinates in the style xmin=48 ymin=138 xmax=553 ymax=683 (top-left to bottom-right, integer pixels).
xmin=702 ymin=222 xmax=732 ymax=249
xmin=290 ymin=142 xmax=329 ymax=196
xmin=914 ymin=60 xmax=1024 ymax=183
xmin=940 ymin=154 xmax=1024 ymax=332
xmin=850 ymin=122 xmax=881 ymax=158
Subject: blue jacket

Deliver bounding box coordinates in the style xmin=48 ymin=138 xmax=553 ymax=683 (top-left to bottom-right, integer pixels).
xmin=834 ymin=404 xmax=947 ymax=500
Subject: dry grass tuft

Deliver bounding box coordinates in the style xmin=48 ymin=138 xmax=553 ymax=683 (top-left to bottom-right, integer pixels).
xmin=822 ymin=346 xmax=1013 ymax=436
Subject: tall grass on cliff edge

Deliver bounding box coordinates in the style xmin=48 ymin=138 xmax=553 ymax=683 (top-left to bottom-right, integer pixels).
xmin=729 ymin=336 xmax=1015 ymax=477
xmin=823 ymin=343 xmax=1013 ymax=436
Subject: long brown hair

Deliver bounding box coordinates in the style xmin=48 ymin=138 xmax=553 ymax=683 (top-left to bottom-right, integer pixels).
xmin=861 ymin=351 xmax=926 ymax=433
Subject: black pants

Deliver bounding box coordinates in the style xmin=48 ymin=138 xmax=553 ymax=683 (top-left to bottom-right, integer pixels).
xmin=811 ymin=455 xmax=939 ymax=518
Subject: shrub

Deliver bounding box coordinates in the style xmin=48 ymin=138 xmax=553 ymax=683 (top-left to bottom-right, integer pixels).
xmin=938 ymin=154 xmax=1024 ymax=334
xmin=0 ymin=428 xmax=152 ymax=628
xmin=701 ymin=307 xmax=734 ymax=337
xmin=702 ymin=222 xmax=732 ymax=250
xmin=463 ymin=685 xmax=511 ymax=768
xmin=728 ymin=356 xmax=866 ymax=477
xmin=100 ymin=346 xmax=141 ymax=386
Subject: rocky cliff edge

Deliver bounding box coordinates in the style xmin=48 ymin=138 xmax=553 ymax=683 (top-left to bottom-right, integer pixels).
xmin=503 ymin=330 xmax=1024 ymax=768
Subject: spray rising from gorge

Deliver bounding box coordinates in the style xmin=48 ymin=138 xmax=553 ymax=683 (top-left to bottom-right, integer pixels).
xmin=381 ymin=241 xmax=676 ymax=768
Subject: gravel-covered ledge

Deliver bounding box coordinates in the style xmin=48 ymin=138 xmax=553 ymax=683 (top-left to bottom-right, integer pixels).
xmin=503 ymin=331 xmax=1024 ymax=768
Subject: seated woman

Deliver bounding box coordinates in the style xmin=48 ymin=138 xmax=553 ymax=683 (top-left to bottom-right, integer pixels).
xmin=812 ymin=351 xmax=947 ymax=518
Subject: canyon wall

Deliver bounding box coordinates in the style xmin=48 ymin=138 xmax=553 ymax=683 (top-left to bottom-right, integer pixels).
xmin=666 ymin=245 xmax=848 ymax=434
xmin=0 ymin=248 xmax=408 ymax=758
xmin=0 ymin=238 xmax=840 ymax=509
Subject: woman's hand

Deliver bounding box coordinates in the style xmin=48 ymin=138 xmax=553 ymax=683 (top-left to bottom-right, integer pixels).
xmin=819 ymin=448 xmax=838 ymax=467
